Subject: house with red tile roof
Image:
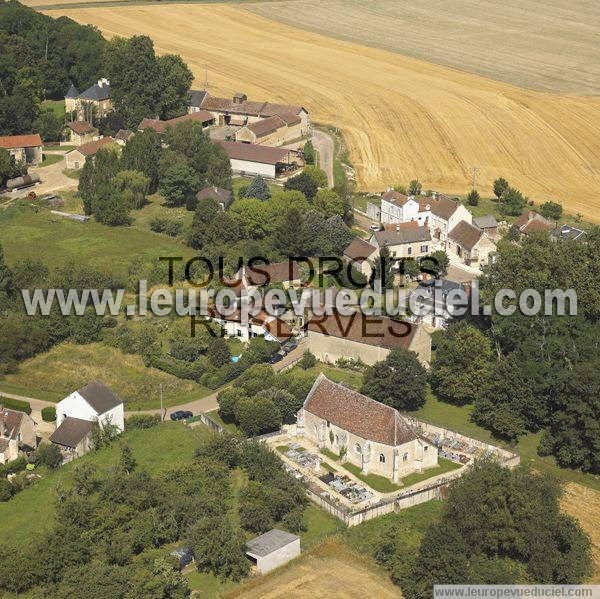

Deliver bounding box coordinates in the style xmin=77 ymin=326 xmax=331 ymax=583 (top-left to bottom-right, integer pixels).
xmin=514 ymin=210 xmax=554 ymax=236
xmin=298 ymin=374 xmax=437 ymax=482
xmin=0 ymin=134 xmax=42 ymax=165
xmin=447 ymin=220 xmax=497 ymax=269
xmin=0 ymin=407 xmax=37 ymax=464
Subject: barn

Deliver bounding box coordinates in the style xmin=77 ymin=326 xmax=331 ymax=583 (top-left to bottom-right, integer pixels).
xmin=0 ymin=134 xmax=43 ymax=166
xmin=218 ymin=141 xmax=294 ymax=178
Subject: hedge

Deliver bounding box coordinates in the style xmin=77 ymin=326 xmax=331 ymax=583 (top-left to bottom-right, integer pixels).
xmin=0 ymin=396 xmax=32 ymax=415
xmin=41 ymin=406 xmax=56 ymax=422
xmin=147 ymin=354 xmax=205 ymax=382
xmin=125 ymin=414 xmax=161 ymax=429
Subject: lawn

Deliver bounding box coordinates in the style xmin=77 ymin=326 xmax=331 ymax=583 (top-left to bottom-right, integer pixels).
xmin=342 ymin=461 xmax=401 ymax=493
xmin=131 ymin=194 xmax=193 ymax=235
xmin=320 ymin=447 xmax=340 ymax=462
xmin=409 ymin=392 xmax=600 ymax=491
xmin=62 ymin=168 xmax=81 ymax=180
xmin=40 ymin=153 xmax=64 ymax=167
xmin=231 ymin=175 xmax=282 ymax=199
xmin=43 ymin=145 xmax=76 ymax=152
xmin=1 ymin=342 xmax=212 ymax=410
xmin=0 ymin=422 xmax=208 ymax=545
xmin=41 ymin=99 xmax=66 ymax=119
xmin=299 ymin=362 xmax=364 ymax=390
xmin=0 ymin=200 xmax=194 ymax=279
xmin=400 ymin=456 xmax=462 ymax=487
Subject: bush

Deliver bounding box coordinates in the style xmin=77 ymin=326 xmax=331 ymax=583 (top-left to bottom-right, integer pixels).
xmin=0 ymin=478 xmax=15 ymax=502
xmin=150 ymin=216 xmax=184 ymax=237
xmin=35 ymin=443 xmax=63 ymax=469
xmin=147 ymin=353 xmax=205 ymax=382
xmin=41 ymin=406 xmax=56 ymax=422
xmin=0 ymin=456 xmax=27 ymax=478
xmin=298 ymin=350 xmax=317 ymax=370
xmin=125 ymin=413 xmax=161 ymax=429
xmin=0 ymin=397 xmax=31 ymax=415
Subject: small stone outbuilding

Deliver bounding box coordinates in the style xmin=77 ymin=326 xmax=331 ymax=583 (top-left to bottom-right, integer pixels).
xmin=245 ymin=529 xmax=300 ymax=574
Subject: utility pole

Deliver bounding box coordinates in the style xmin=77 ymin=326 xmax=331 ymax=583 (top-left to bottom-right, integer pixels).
xmin=472 ymin=166 xmax=479 ymax=192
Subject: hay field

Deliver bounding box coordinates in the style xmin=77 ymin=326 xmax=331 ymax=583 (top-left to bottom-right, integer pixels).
xmin=46 ymin=4 xmax=600 ymax=221
xmin=225 ymin=539 xmax=401 ymax=598
xmin=562 ymin=483 xmax=600 ymax=583
xmin=248 ymin=0 xmax=600 ymax=96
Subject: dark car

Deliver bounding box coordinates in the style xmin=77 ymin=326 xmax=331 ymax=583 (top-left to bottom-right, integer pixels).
xmin=170 ymin=410 xmax=193 ymax=421
xmin=269 ymin=353 xmax=284 ymax=364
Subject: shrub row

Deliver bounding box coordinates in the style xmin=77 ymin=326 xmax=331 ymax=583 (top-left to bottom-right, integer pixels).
xmin=146 ymin=353 xmax=205 ymax=382
xmin=125 ymin=413 xmax=161 ymax=429
xmin=0 ymin=396 xmax=32 ymax=415
xmin=0 ymin=456 xmax=28 ymax=478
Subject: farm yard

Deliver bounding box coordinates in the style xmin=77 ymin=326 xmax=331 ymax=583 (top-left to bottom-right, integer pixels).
xmin=41 ymin=2 xmax=600 ymax=222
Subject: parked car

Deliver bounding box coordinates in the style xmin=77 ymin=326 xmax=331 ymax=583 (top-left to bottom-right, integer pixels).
xmin=370 ymin=223 xmax=380 ymax=232
xmin=170 ymin=410 xmax=193 ymax=421
xmin=269 ymin=353 xmax=284 ymax=364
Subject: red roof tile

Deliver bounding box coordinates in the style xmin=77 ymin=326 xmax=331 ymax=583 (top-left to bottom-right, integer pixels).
xmin=0 ymin=134 xmax=42 ymax=149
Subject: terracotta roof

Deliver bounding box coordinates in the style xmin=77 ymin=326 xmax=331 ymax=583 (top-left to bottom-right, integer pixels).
xmin=196 ymin=186 xmax=232 ymax=207
xmin=67 ymin=121 xmax=96 ymax=135
xmin=263 ymin=317 xmax=293 ymax=343
xmin=220 ymin=277 xmax=247 ymax=298
xmin=72 ymin=137 xmax=116 ymax=157
xmin=77 ymin=380 xmax=122 ymax=414
xmin=382 ymin=190 xmax=410 ymax=205
xmin=0 ymin=408 xmax=24 ymax=440
xmin=307 ymin=311 xmax=416 ymax=351
xmin=200 ymin=93 xmax=303 ymax=118
xmin=245 ymin=115 xmax=286 ymax=137
xmin=448 ymin=220 xmax=483 ymax=250
xmin=245 ymin=261 xmax=301 ymax=286
xmin=218 ymin=141 xmax=290 ymax=165
xmin=515 ymin=210 xmax=553 ymax=234
xmin=138 ymin=118 xmax=165 ymax=134
xmin=167 ymin=110 xmax=215 ymax=127
xmin=372 ymin=222 xmax=431 ymax=246
xmin=343 ymin=237 xmax=377 ymax=260
xmin=303 ymin=374 xmax=418 ymax=446
xmin=50 ymin=417 xmax=94 ymax=448
xmin=275 ymin=111 xmax=302 ymax=125
xmin=115 ymin=129 xmax=133 ymax=142
xmin=0 ymin=134 xmax=42 ymax=149
xmin=521 ymin=219 xmax=553 ymax=235
xmin=208 ymin=308 xmax=292 ymax=343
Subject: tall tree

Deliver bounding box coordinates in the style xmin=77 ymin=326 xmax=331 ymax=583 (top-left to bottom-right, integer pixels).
xmin=155 ymin=54 xmax=193 ymax=120
xmin=243 ymin=175 xmax=271 ymax=201
xmin=493 ymin=177 xmax=509 ymax=199
xmin=121 ymin=129 xmax=162 ymax=193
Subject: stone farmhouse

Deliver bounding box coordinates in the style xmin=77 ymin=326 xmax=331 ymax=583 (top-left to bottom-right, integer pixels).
xmin=342 ymin=237 xmax=378 ymax=277
xmin=65 ymin=79 xmax=112 ymax=122
xmin=237 ymin=261 xmax=302 ymax=290
xmin=447 ymin=220 xmax=497 ymax=269
xmin=0 ymin=134 xmax=42 ymax=166
xmin=234 ymin=113 xmax=303 ymax=147
xmin=50 ymin=381 xmax=124 ymax=460
xmin=305 ymin=310 xmax=431 ymax=366
xmin=138 ymin=110 xmax=216 ymax=135
xmin=0 ymin=408 xmax=37 ymax=464
xmin=65 ymin=136 xmax=117 ymax=170
xmin=188 ymin=90 xmax=310 ymax=136
xmin=65 ymin=121 xmax=98 ymax=146
xmin=208 ymin=308 xmax=293 ymax=345
xmin=298 ymin=374 xmax=438 ymax=483
xmin=514 ymin=210 xmax=554 ymax=236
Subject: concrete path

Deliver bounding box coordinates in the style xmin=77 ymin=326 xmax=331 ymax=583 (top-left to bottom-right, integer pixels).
xmin=312 ymin=129 xmax=334 ymax=188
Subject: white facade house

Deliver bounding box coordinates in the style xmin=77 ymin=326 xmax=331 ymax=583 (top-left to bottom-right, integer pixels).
xmin=379 ymin=190 xmax=473 ymax=250
xmin=51 ymin=381 xmax=124 ymax=460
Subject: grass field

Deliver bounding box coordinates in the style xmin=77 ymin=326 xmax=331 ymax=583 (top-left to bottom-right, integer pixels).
xmin=226 ymin=538 xmax=401 ymax=598
xmin=0 ymin=422 xmax=208 ymax=543
xmin=0 ymin=200 xmax=194 ymax=278
xmin=0 ymin=342 xmax=211 ymax=410
xmin=44 ymin=3 xmax=600 ymax=222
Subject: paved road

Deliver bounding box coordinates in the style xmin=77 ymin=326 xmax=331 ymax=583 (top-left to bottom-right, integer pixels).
xmin=312 ymin=129 xmax=334 ymax=188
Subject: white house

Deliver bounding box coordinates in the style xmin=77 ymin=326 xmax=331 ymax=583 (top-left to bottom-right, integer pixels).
xmin=50 ymin=381 xmax=124 ymax=460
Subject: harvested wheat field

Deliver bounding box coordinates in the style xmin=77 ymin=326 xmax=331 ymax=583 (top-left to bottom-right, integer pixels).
xmin=562 ymin=483 xmax=600 ymax=583
xmin=46 ymin=4 xmax=600 ymax=221
xmin=225 ymin=539 xmax=401 ymax=598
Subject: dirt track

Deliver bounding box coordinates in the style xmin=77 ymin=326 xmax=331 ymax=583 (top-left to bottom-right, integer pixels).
xmin=44 ymin=4 xmax=600 ymax=221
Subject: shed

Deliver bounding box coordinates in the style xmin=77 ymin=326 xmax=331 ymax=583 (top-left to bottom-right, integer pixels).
xmin=245 ymin=529 xmax=300 ymax=574
xmin=218 ymin=141 xmax=292 ymax=179
xmin=170 ymin=547 xmax=194 ymax=570
xmin=0 ymin=134 xmax=43 ymax=165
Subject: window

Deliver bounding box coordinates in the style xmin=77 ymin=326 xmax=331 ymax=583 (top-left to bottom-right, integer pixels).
xmin=421 ymin=245 xmax=428 ymax=253
xmin=335 ymin=435 xmax=339 ymax=445
xmin=424 ymin=446 xmax=428 ymax=451
xmin=403 ymin=452 xmax=409 ymax=461
xmin=379 ymin=453 xmax=386 ymax=463
xmin=354 ymin=443 xmax=362 ymax=454
xmin=407 ymin=247 xmax=412 ymax=255
xmin=236 ymin=329 xmax=242 ymax=337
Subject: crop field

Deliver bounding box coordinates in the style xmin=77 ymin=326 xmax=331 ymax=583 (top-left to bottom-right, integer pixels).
xmin=561 ymin=483 xmax=600 ymax=583
xmin=44 ymin=4 xmax=600 ymax=221
xmin=226 ymin=538 xmax=401 ymax=598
